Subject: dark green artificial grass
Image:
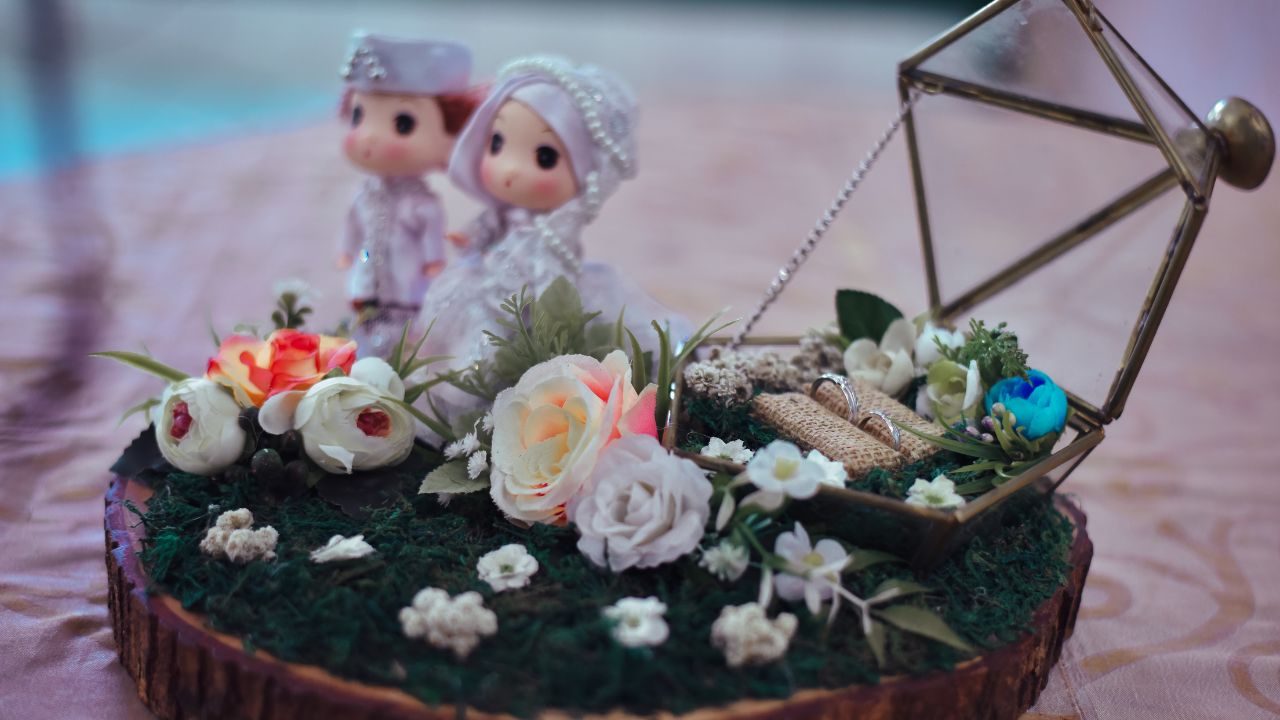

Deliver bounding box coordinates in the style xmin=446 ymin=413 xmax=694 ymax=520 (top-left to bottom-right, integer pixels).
xmin=132 ymin=458 xmax=1074 ymax=717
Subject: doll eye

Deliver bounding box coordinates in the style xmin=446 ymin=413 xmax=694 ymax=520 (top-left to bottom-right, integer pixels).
xmin=351 ymin=104 xmax=363 ymax=127
xmin=394 ymin=113 xmax=416 ymax=136
xmin=535 ymin=145 xmax=560 ymax=170
xmin=489 ymin=132 xmax=504 ymax=155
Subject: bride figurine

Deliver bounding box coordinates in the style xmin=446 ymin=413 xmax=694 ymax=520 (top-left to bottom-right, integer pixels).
xmin=418 ymin=55 xmax=690 ymax=420
xmin=338 ymin=32 xmax=476 ymax=356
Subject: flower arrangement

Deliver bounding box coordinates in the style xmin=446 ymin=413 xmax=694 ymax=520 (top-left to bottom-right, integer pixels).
xmin=104 ymin=276 xmax=1080 ymax=717
xmin=97 ymin=283 xmax=437 ymax=493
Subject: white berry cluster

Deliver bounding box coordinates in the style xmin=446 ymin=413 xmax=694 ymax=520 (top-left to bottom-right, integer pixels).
xmin=399 ymin=588 xmax=497 ymax=659
xmin=199 ymin=509 xmax=278 ymax=564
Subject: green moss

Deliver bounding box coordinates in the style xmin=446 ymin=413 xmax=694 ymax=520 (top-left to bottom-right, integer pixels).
xmin=135 ymin=465 xmax=1074 ymax=717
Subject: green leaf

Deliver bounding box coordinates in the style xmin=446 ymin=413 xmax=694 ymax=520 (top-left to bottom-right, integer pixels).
xmin=868 ymin=578 xmax=930 ymax=604
xmin=417 ymin=460 xmax=487 ymax=495
xmin=835 ymin=289 xmax=903 ymax=343
xmin=207 ymin=318 xmax=221 ymax=348
xmin=118 ymin=396 xmax=161 ymax=427
xmin=874 ymin=604 xmax=974 ymax=653
xmin=845 ymin=548 xmax=902 ymax=572
xmin=322 ymin=367 xmax=347 ymax=380
xmin=91 ymin=351 xmax=188 ymax=383
xmin=389 ymin=396 xmax=454 ymax=442
xmin=866 ymin=619 xmax=888 ymax=668
xmin=898 ymin=423 xmax=1008 ymax=460
xmin=539 ymin=276 xmax=586 ymax=329
xmin=625 ymin=327 xmax=648 ymax=393
xmin=389 ymin=321 xmax=411 ymax=375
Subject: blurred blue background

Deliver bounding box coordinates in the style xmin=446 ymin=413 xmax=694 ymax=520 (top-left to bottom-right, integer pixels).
xmin=0 ymin=0 xmax=982 ymax=178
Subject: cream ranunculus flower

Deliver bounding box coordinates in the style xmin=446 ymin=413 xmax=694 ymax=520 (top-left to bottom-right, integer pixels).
xmin=490 ymin=350 xmax=658 ymax=525
xmin=914 ymin=321 xmax=966 ymax=371
xmin=925 ymin=359 xmax=984 ymax=426
xmin=349 ymin=356 xmax=406 ymax=400
xmin=291 ymin=377 xmax=415 ymax=474
xmin=842 ymin=317 xmax=916 ymax=397
xmin=155 ymin=378 xmax=246 ymax=476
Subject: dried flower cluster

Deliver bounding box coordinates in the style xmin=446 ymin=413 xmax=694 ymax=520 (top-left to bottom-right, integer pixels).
xmin=200 ymin=509 xmax=278 ymax=564
xmin=710 ymin=603 xmax=797 ymax=667
xmin=793 ymin=324 xmax=846 ymax=376
xmin=400 ymin=588 xmax=498 ymax=659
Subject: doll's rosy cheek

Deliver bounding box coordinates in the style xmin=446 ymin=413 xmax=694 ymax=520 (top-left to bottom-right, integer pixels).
xmin=534 ymin=176 xmax=566 ymax=197
xmin=384 ymin=141 xmax=410 ymax=162
xmin=342 ymin=132 xmax=358 ymax=154
xmin=479 ymin=158 xmax=494 ymax=187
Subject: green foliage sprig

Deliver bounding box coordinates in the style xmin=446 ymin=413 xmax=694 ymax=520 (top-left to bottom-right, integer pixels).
xmin=272 ymin=290 xmax=313 ymax=330
xmin=444 ymin=276 xmax=732 ymax=432
xmin=940 ymin=319 xmax=1029 ymax=387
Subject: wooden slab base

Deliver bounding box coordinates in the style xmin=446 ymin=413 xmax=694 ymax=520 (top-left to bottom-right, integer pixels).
xmin=106 ymin=474 xmax=1092 ymax=720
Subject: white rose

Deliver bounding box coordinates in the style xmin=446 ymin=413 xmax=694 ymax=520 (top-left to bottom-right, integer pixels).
xmin=293 ymin=377 xmax=414 ymax=473
xmin=349 ymin=356 xmax=406 ymax=400
xmin=570 ymin=435 xmax=712 ymax=572
xmin=843 ymin=317 xmax=916 ymax=397
xmin=155 ymin=378 xmax=246 ymax=476
xmin=490 ymin=350 xmax=658 ymax=525
xmin=914 ymin=321 xmax=966 ymax=371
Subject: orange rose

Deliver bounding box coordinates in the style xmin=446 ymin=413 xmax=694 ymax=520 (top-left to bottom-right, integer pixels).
xmin=206 ymin=329 xmax=357 ymax=407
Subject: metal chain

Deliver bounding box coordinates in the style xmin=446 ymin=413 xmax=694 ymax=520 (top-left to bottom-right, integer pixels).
xmin=729 ymin=92 xmax=921 ymax=348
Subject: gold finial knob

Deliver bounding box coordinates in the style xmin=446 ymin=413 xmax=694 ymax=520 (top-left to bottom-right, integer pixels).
xmin=1205 ymin=97 xmax=1274 ymax=190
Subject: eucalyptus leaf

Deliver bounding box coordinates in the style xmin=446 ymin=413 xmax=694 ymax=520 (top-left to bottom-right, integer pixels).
xmin=874 ymin=604 xmax=974 ymax=653
xmin=845 ymin=548 xmax=902 ymax=572
xmin=91 ymin=351 xmax=189 ymax=384
xmin=418 ymin=460 xmax=487 ymax=495
xmin=868 ymin=578 xmax=930 ymax=604
xmin=866 ymin=619 xmax=888 ymax=668
xmin=835 ymin=289 xmax=903 ymax=343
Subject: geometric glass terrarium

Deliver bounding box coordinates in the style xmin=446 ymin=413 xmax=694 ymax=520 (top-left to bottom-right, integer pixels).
xmin=672 ymin=0 xmax=1273 ymax=571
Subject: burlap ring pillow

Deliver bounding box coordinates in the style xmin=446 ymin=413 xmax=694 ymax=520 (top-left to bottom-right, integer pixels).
xmin=750 ymin=393 xmax=903 ymax=478
xmin=811 ymin=380 xmax=947 ymax=463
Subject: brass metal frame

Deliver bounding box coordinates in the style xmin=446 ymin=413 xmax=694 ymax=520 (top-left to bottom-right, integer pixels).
xmin=898 ymin=0 xmax=1224 ymax=425
xmin=668 ymin=0 xmax=1235 ymax=571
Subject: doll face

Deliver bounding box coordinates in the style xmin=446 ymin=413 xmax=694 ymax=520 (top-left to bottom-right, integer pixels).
xmin=478 ymin=100 xmax=578 ymax=211
xmin=343 ymin=92 xmax=452 ymax=177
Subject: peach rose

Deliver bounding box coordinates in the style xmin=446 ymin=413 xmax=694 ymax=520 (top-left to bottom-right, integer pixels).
xmin=490 ymin=350 xmax=658 ymax=525
xmin=206 ymin=329 xmax=357 ymax=407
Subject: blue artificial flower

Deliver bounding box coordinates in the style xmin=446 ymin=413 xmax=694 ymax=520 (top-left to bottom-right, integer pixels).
xmin=983 ymin=370 xmax=1067 ymax=440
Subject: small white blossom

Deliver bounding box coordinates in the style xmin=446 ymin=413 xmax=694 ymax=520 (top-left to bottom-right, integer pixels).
xmin=480 ymin=412 xmax=494 ymax=433
xmin=272 ymin=277 xmax=316 ymax=304
xmin=467 ymin=450 xmax=489 ymax=479
xmin=444 ymin=432 xmax=480 ymax=460
xmin=309 ymin=534 xmax=375 ymax=563
xmin=745 ymin=440 xmax=825 ymax=501
xmin=700 ymin=437 xmax=754 ymax=464
xmin=200 ymin=509 xmax=277 ymax=564
xmin=476 ymin=544 xmax=539 ymax=592
xmin=805 ymin=449 xmax=847 ymax=488
xmin=603 ymin=597 xmax=669 ymax=648
xmin=710 ymin=602 xmax=798 ymax=667
xmin=399 ymin=588 xmax=497 ymax=659
xmin=905 ymin=474 xmax=967 ymax=510
xmin=700 ymin=541 xmax=750 ymax=582
xmin=773 ymin=522 xmax=848 ymax=615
